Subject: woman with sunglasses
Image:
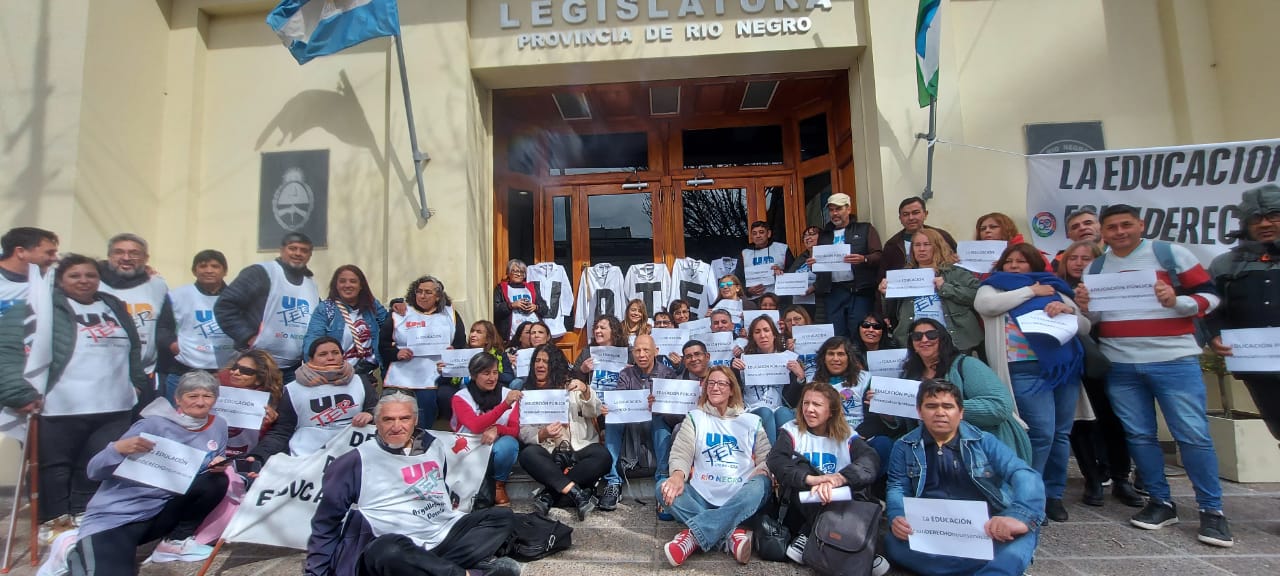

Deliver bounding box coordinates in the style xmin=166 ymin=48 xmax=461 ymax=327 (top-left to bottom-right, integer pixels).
xmin=303 ymin=265 xmax=388 ymax=377
xmin=217 ymin=350 xmax=283 ymax=459
xmin=853 ymin=314 xmax=899 ymax=368
xmin=713 ymin=274 xmax=757 ymax=337
xmin=976 ymin=243 xmax=1089 ymax=522
xmin=784 ymin=225 xmax=822 ymax=314
xmin=732 ymin=315 xmax=804 ymax=445
xmin=879 ymin=228 xmax=983 ymax=355
xmin=901 ymin=318 xmax=1032 ymax=463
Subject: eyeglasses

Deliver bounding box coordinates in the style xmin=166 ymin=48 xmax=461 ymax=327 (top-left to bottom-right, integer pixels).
xmin=860 ymin=321 xmax=885 ymax=330
xmin=415 ymin=289 xmax=437 ymax=296
xmin=110 ymin=249 xmax=145 ymax=260
xmin=910 ymin=329 xmax=941 ymax=342
xmin=718 ymin=282 xmax=736 ymax=288
xmin=1248 ymin=212 xmax=1280 ymax=224
xmin=229 ymin=364 xmax=259 ymax=377
xmin=705 ymin=380 xmax=733 ymax=389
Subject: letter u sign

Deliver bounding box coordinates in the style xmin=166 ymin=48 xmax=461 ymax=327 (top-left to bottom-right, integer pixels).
xmin=283 ymin=296 xmax=299 ymax=309
xmin=402 ymin=463 xmax=427 ymax=484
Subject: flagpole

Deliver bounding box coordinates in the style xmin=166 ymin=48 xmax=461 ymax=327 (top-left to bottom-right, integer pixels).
xmin=921 ymin=96 xmax=937 ymax=200
xmin=393 ymin=33 xmax=432 ymax=221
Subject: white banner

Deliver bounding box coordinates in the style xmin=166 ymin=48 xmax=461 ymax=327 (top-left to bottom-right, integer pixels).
xmin=744 ymin=264 xmax=776 ymax=288
xmin=222 ymin=425 xmax=491 ymax=549
xmin=651 ymin=328 xmax=687 ymax=356
xmin=519 ymin=389 xmax=568 ymax=425
xmin=1220 ymin=328 xmax=1280 ymax=373
xmin=440 ymin=348 xmax=484 ymax=378
xmin=591 ymin=346 xmax=630 ymax=373
xmin=791 ymin=324 xmax=835 ymax=355
xmin=743 ymin=352 xmax=795 ymax=386
xmin=1082 ymin=270 xmax=1161 ymax=312
xmin=652 ymin=378 xmax=702 ymax=415
xmin=903 ymin=497 xmax=994 ymax=561
xmin=212 ymin=387 xmax=271 ymax=430
xmin=774 ymin=272 xmax=810 ymax=296
xmin=866 ymin=349 xmax=909 ymax=377
xmin=603 ymin=389 xmax=651 ymax=424
xmin=113 ymin=433 xmax=208 ymax=494
xmin=957 ymin=240 xmax=1008 ymax=273
xmin=812 ymin=244 xmax=851 ymax=272
xmin=1025 ymin=139 xmax=1279 ymax=264
xmin=1014 ymin=310 xmax=1079 ymax=344
xmin=886 ymin=269 xmax=936 ymax=298
xmin=869 ymin=377 xmax=922 ymax=419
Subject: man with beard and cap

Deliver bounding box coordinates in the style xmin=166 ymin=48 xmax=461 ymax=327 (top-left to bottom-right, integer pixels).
xmin=306 ymin=392 xmax=521 ymax=576
xmin=99 ymin=233 xmax=170 ymax=377
xmin=1208 ymin=184 xmax=1280 ymax=445
xmin=215 ymin=232 xmax=318 ymax=381
xmin=0 ymin=226 xmax=60 ymax=317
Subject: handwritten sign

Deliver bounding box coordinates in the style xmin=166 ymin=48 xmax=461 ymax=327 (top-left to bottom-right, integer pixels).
xmin=885 ymin=269 xmax=937 ymax=298
xmin=440 ymin=348 xmax=484 ymax=378
xmin=1014 ymin=310 xmax=1079 ymax=344
xmin=812 ymin=244 xmax=851 ymax=272
xmin=957 ymin=240 xmax=1008 ymax=273
xmin=519 ymin=389 xmax=568 ymax=425
xmin=868 ymin=376 xmax=921 ymax=419
xmin=791 ymin=324 xmax=835 ymax=355
xmin=744 ymin=264 xmax=776 ymax=288
xmin=866 ymin=349 xmax=909 ymax=377
xmin=603 ymin=389 xmax=651 ymax=424
xmin=903 ymin=497 xmax=994 ymax=561
xmin=743 ymin=352 xmax=795 ymax=386
xmin=742 ymin=309 xmax=780 ymax=330
xmin=514 ymin=348 xmax=535 ymax=378
xmin=113 ymin=433 xmax=207 ymax=493
xmin=591 ymin=346 xmax=630 ymax=373
xmin=774 ymin=272 xmax=810 ymax=296
xmin=1221 ymin=328 xmax=1280 ymax=373
xmin=1081 ymin=270 xmax=1161 ymax=312
xmin=706 ymin=332 xmax=736 ymax=366
xmin=652 ymin=379 xmax=702 ymax=415
xmin=212 ymin=387 xmax=270 ymax=430
xmin=651 ymin=328 xmax=687 ymax=357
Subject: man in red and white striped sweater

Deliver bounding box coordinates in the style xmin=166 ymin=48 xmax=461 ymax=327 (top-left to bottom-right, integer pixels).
xmin=1076 ymin=204 xmax=1232 ymax=548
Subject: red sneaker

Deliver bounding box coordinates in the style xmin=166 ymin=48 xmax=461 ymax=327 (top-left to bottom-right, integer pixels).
xmin=728 ymin=529 xmax=752 ymax=564
xmin=664 ymin=529 xmax=699 ymax=567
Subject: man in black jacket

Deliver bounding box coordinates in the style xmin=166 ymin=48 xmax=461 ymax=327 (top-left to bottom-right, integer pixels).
xmin=878 ymin=196 xmax=957 ymax=281
xmin=811 ymin=193 xmax=882 ymax=339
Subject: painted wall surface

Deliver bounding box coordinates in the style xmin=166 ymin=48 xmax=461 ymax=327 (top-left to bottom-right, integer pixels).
xmin=1208 ymin=0 xmax=1280 ymax=142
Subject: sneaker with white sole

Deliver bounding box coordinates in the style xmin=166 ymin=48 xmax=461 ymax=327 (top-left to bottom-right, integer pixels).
xmin=1130 ymin=500 xmax=1178 ymax=530
xmin=871 ymin=554 xmax=891 ymax=576
xmin=727 ymin=529 xmax=752 ymax=564
xmin=664 ymin=529 xmax=699 ymax=567
xmin=147 ymin=537 xmax=214 ymax=563
xmin=785 ymin=534 xmax=807 ymax=563
xmin=1197 ymin=510 xmax=1234 ymax=548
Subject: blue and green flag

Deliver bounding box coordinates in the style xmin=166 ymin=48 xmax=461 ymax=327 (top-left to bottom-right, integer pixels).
xmin=915 ymin=0 xmax=942 ymax=107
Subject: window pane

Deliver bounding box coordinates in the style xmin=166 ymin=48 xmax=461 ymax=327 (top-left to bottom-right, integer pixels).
xmin=508 ymin=134 xmax=537 ymax=175
xmin=681 ymin=188 xmax=748 ymax=264
xmin=682 ymin=125 xmax=784 ymax=168
xmin=799 ymin=113 xmax=829 ymax=161
xmin=549 ymin=132 xmax=648 ymax=176
xmin=764 ymin=186 xmax=787 ymax=248
xmin=803 ymin=172 xmax=833 ymax=228
xmin=507 ymin=189 xmax=535 ymax=266
xmin=553 ymin=196 xmax=573 ymax=274
xmin=588 ymin=194 xmax=654 ymax=272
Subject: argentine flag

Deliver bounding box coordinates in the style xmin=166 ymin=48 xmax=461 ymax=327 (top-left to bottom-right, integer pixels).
xmin=267 ymin=0 xmax=400 ymax=65
xmin=915 ymin=0 xmax=941 ymax=108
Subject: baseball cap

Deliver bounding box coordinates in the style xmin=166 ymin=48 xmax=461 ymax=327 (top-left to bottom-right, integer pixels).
xmin=827 ymin=193 xmax=852 ymax=207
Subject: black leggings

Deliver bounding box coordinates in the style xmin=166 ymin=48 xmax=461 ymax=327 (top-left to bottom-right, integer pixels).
xmin=67 ymin=471 xmax=229 ymax=576
xmin=358 ymin=507 xmax=515 ymax=576
xmin=517 ymin=442 xmax=611 ymax=494
xmin=38 ymin=411 xmax=132 ymax=522
xmin=1241 ymin=375 xmax=1280 ymax=441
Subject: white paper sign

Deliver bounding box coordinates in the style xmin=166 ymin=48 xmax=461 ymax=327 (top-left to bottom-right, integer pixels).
xmin=903 ymin=497 xmax=994 ymax=561
xmin=683 ymin=318 xmax=713 ymax=342
xmin=1220 ymin=328 xmax=1280 ymax=373
xmin=440 ymin=348 xmax=485 ymax=378
xmin=651 ymin=328 xmax=687 ymax=356
xmin=1014 ymin=310 xmax=1079 ymax=344
xmin=519 ymin=389 xmax=569 ymax=425
xmin=652 ymin=378 xmax=702 ymax=415
xmin=791 ymin=324 xmax=835 ymax=355
xmin=1081 ymin=270 xmax=1161 ymax=312
xmin=408 ymin=331 xmax=451 ymax=357
xmin=113 ymin=433 xmax=207 ymax=494
xmin=812 ymin=244 xmax=852 ymax=272
xmin=591 ymin=346 xmax=630 ymax=373
xmin=742 ymin=309 xmax=780 ymax=330
xmin=603 ymin=389 xmax=651 ymax=424
xmin=744 ymin=264 xmax=776 ymax=288
xmin=514 ymin=348 xmax=535 ymax=378
xmin=743 ymin=352 xmax=795 ymax=386
xmin=957 ymin=240 xmax=1008 ymax=273
xmin=869 ymin=377 xmax=922 ymax=419
xmin=706 ymin=332 xmax=736 ymax=366
xmin=866 ymin=349 xmax=909 ymax=377
xmin=774 ymin=272 xmax=810 ymax=296
xmin=212 ymin=387 xmax=271 ymax=430
xmin=885 ymin=269 xmax=937 ymax=298
xmin=798 ymin=485 xmax=852 ymax=504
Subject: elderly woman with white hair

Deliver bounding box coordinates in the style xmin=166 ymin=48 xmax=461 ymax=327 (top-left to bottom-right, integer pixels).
xmin=65 ymin=371 xmax=230 ymax=573
xmin=492 ymin=259 xmax=550 ymax=343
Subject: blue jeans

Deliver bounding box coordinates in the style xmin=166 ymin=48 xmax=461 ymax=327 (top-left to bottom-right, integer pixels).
xmin=1009 ymin=361 xmax=1079 ymax=500
xmin=656 ymin=474 xmax=770 ymax=551
xmin=508 ymin=378 xmax=525 ymax=391
xmin=867 ymin=435 xmax=896 ymax=480
xmin=750 ymin=406 xmax=792 ymax=446
xmin=489 ymin=435 xmax=519 ymax=482
xmin=163 ymin=373 xmax=181 ymax=403
xmin=883 ymin=526 xmax=1038 ymax=575
xmin=1106 ymin=356 xmax=1223 ymax=511
xmin=652 ymin=415 xmax=676 ymax=479
xmin=604 ymin=423 xmax=625 ymax=485
xmin=826 ymin=288 xmax=875 ymax=341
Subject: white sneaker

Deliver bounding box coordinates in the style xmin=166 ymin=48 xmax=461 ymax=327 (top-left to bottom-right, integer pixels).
xmin=147 ymin=537 xmax=214 ymax=563
xmin=785 ymin=534 xmax=807 ymax=563
xmin=871 ymin=554 xmax=891 ymax=576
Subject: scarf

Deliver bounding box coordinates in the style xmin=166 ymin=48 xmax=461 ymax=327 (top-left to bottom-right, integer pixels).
xmin=295 ymin=360 xmax=356 ymax=388
xmin=465 ymin=377 xmax=504 ymax=412
xmin=139 ymin=397 xmax=212 ymax=431
xmin=980 ymin=271 xmax=1084 ymax=393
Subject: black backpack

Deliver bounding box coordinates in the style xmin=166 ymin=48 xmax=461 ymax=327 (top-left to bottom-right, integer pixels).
xmin=803 ymin=499 xmax=883 ymax=576
xmin=501 ymin=512 xmax=574 ymax=561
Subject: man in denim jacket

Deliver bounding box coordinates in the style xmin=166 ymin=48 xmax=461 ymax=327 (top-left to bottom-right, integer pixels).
xmin=883 ymin=379 xmax=1044 ymax=575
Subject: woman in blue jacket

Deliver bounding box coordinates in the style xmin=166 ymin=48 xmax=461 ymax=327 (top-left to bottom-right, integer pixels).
xmin=303 ymin=265 xmax=388 ymax=377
